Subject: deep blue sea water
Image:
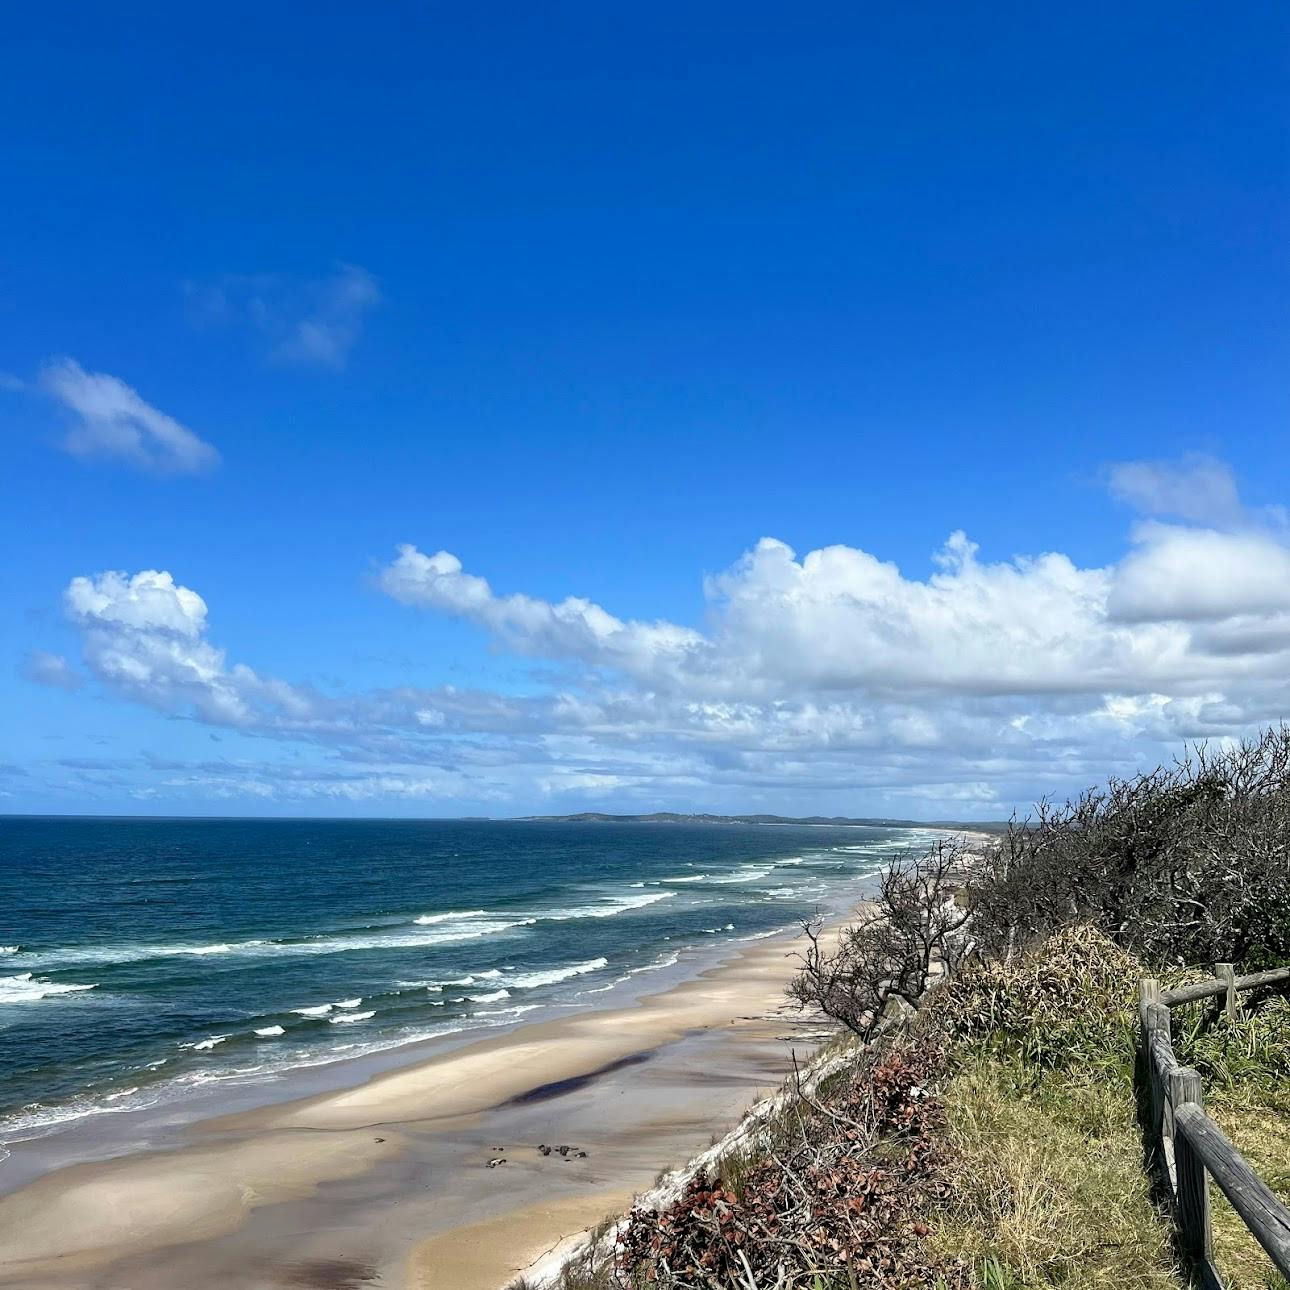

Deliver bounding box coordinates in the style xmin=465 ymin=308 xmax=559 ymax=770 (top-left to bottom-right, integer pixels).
xmin=0 ymin=817 xmax=943 ymax=1150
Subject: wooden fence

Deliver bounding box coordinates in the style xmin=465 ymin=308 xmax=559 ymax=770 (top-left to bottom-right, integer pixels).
xmin=1139 ymin=964 xmax=1290 ymax=1288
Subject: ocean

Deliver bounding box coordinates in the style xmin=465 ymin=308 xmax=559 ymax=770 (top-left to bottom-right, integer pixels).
xmin=0 ymin=817 xmax=943 ymax=1155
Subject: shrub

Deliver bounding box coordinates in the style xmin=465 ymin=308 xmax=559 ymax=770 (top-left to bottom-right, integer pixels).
xmin=787 ymin=839 xmax=972 ymax=1040
xmin=614 ymin=1039 xmax=951 ymax=1289
xmin=965 ymin=728 xmax=1290 ymax=970
xmin=931 ymin=925 xmax=1140 ymax=1072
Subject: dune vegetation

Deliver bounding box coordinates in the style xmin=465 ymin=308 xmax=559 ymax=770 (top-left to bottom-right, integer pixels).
xmin=518 ymin=729 xmax=1290 ymax=1289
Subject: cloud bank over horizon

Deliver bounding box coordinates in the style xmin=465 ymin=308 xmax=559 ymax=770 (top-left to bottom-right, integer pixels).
xmin=23 ymin=456 xmax=1290 ymax=817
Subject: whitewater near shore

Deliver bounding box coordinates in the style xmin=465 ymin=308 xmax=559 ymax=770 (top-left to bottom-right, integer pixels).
xmin=0 ymin=819 xmax=949 ymax=1144
xmin=0 ymin=922 xmax=830 ymax=1289
xmin=0 ymin=821 xmax=977 ymax=1288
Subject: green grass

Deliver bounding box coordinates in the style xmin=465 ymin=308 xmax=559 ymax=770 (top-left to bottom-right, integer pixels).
xmin=519 ymin=931 xmax=1290 ymax=1290
xmin=926 ymin=1048 xmax=1182 ymax=1290
xmin=1170 ymin=996 xmax=1290 ymax=1288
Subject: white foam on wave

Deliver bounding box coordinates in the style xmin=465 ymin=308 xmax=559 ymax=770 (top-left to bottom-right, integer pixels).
xmin=181 ymin=1035 xmax=228 ymax=1051
xmin=468 ymin=988 xmax=510 ymax=1003
xmin=0 ymin=972 xmax=97 ymax=1004
xmin=710 ymin=864 xmax=776 ymax=884
xmin=0 ymin=1085 xmax=171 ymax=1140
xmin=17 ymin=877 xmax=708 ymax=975
xmin=629 ymin=950 xmax=680 ymax=975
xmin=475 ymin=1003 xmax=541 ymax=1018
xmin=662 ymin=873 xmax=707 ymax=883
xmin=292 ymin=1004 xmax=333 ymax=1017
xmin=178 ymin=1062 xmax=270 ymax=1087
xmin=539 ymin=890 xmax=674 ymax=920
xmin=0 ymin=945 xmax=19 ymax=955
xmin=334 ymin=997 xmax=362 ymax=1009
xmin=503 ymin=957 xmax=607 ymax=989
xmin=19 ymin=916 xmax=535 ymax=972
xmin=738 ymin=926 xmax=791 ymax=942
xmin=329 ymin=1010 xmax=375 ymax=1024
xmin=254 ymin=1025 xmax=285 ymax=1037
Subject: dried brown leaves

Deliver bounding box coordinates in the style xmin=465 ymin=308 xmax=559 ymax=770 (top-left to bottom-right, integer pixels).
xmin=614 ymin=1041 xmax=952 ymax=1289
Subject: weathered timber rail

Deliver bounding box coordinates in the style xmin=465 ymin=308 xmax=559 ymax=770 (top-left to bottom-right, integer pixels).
xmin=1139 ymin=964 xmax=1290 ymax=1288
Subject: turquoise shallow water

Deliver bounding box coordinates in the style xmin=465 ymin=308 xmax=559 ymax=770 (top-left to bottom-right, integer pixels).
xmin=0 ymin=817 xmax=942 ymax=1146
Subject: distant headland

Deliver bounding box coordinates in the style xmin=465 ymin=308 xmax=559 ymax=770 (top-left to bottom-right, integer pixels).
xmin=514 ymin=811 xmax=1005 ymax=830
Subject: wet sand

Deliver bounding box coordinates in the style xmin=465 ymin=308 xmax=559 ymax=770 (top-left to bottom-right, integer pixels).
xmin=0 ymin=926 xmax=830 ymax=1290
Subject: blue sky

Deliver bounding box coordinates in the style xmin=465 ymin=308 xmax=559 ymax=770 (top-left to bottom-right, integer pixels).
xmin=3 ymin=3 xmax=1289 ymax=818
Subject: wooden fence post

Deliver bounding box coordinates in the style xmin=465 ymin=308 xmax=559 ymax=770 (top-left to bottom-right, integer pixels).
xmin=1140 ymin=977 xmax=1161 ymax=1018
xmin=1139 ymin=981 xmax=1162 ymax=1147
xmin=1215 ymin=963 xmax=1238 ymax=1021
xmin=1144 ymin=999 xmax=1172 ymax=1150
xmin=1169 ymin=1066 xmax=1215 ymax=1275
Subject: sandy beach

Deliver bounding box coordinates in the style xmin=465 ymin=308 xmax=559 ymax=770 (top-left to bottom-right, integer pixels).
xmin=0 ymin=922 xmax=833 ymax=1290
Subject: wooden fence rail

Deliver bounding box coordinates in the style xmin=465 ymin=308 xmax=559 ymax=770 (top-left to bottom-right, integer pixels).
xmin=1139 ymin=964 xmax=1290 ymax=1288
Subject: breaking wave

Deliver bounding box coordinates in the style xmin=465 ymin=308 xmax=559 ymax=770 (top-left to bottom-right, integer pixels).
xmin=0 ymin=973 xmax=97 ymax=1004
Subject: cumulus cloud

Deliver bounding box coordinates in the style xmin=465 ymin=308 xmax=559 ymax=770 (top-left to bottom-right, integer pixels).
xmin=1109 ymin=524 xmax=1290 ymax=623
xmin=41 ymin=360 xmax=219 ymax=474
xmin=186 ymin=264 xmax=381 ymax=369
xmin=40 ymin=456 xmax=1290 ymax=815
xmin=64 ymin=570 xmax=306 ymax=728
xmin=21 ymin=650 xmax=83 ymax=691
xmin=380 ymin=546 xmax=704 ymax=675
xmin=379 ymin=524 xmax=1290 ymax=700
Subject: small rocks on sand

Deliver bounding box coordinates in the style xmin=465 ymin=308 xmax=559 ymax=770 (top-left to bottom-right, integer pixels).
xmin=537 ymin=1142 xmax=588 ymax=1160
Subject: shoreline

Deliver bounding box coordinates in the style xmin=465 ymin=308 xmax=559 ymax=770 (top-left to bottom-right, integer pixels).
xmin=0 ymin=832 xmax=988 ymax=1289
xmin=0 ymin=916 xmax=833 ymax=1288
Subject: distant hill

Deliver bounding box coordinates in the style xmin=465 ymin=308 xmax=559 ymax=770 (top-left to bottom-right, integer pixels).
xmin=512 ymin=811 xmax=999 ymax=829
xmin=508 ymin=810 xmax=1011 ymax=830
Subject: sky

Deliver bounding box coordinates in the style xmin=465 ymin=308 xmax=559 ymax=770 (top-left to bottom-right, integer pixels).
xmin=2 ymin=3 xmax=1289 ymax=819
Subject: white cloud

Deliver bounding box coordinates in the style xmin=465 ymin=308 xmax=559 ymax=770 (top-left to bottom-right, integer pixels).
xmin=1108 ymin=453 xmax=1244 ymax=526
xmin=65 ymin=570 xmax=278 ymax=727
xmin=379 ymin=524 xmax=1290 ymax=699
xmin=1109 ymin=523 xmax=1290 ymax=623
xmin=41 ymin=360 xmax=219 ymax=474
xmin=380 ymin=546 xmax=704 ymax=676
xmin=66 ymin=570 xmax=209 ymax=637
xmin=42 ymin=457 xmax=1290 ymax=816
xmin=21 ymin=651 xmax=83 ymax=692
xmin=187 ymin=264 xmax=381 ymax=369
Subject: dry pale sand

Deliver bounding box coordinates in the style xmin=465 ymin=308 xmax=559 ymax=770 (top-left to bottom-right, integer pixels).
xmin=406 ymin=1190 xmax=638 ymax=1290
xmin=0 ymin=927 xmax=827 ymax=1289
